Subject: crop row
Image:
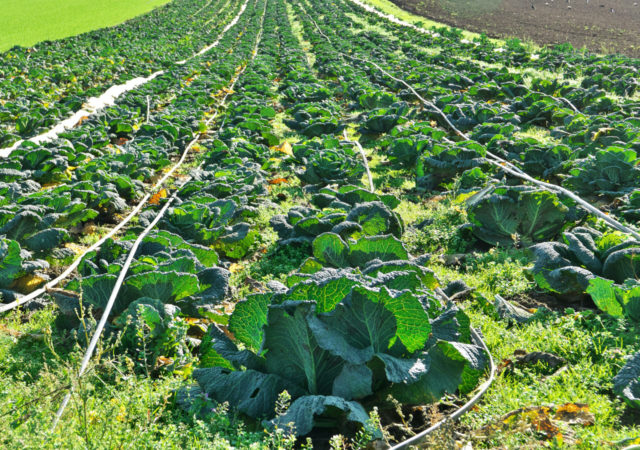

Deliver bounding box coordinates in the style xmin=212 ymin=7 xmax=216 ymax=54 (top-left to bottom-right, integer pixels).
xmin=0 ymin=0 xmax=243 ymax=145
xmin=3 ymin=0 xmax=640 ymax=443
xmin=299 ymin=0 xmax=640 ymax=297
xmin=1 ymin=0 xmax=493 ymax=441
xmin=0 ymin=0 xmax=265 ymax=302
xmin=293 ymin=0 xmax=640 ymax=412
xmin=4 ymin=0 xmax=639 ymax=149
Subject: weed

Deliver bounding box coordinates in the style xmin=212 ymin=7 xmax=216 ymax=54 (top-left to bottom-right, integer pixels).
xmin=251 ymin=241 xmax=311 ymax=282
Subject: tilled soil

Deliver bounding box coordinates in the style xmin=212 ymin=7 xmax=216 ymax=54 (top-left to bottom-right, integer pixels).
xmin=391 ymin=0 xmax=640 ymax=58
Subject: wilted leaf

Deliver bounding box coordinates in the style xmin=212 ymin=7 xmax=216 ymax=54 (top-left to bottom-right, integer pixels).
xmin=272 ymin=142 xmax=293 ymax=156
xmin=554 ymin=403 xmax=594 ymax=426
xmin=149 ymin=189 xmax=168 ymax=205
xmin=10 ymin=274 xmax=46 ymax=293
xmin=500 ymin=406 xmax=560 ymax=439
xmin=156 ymin=356 xmax=174 ymax=367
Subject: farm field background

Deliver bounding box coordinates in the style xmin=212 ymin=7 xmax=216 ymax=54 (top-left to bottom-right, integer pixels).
xmin=0 ymin=0 xmax=170 ymax=51
xmin=2 ymin=0 xmax=640 ymax=448
xmin=391 ymin=0 xmax=640 ymax=57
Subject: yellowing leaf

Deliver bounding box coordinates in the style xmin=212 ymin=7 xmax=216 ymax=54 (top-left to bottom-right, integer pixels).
xmin=271 ymin=142 xmax=293 ymax=156
xmin=229 ymin=263 xmax=244 ymax=273
xmin=75 ymin=115 xmax=90 ymax=127
xmin=156 ymin=356 xmax=174 ymax=367
xmin=268 ymin=177 xmax=288 ymax=185
xmin=40 ymin=182 xmax=62 ymax=191
xmin=116 ymin=405 xmax=126 ymax=422
xmin=0 ymin=323 xmax=22 ymax=338
xmin=65 ymin=242 xmax=87 ymax=255
xmin=149 ymin=189 xmax=168 ymax=205
xmin=554 ymin=403 xmax=594 ymax=426
xmin=64 ymin=165 xmax=77 ymax=178
xmin=10 ymin=274 xmax=46 ymax=293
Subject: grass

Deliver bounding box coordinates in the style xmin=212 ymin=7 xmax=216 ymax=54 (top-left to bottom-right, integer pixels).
xmin=0 ymin=0 xmax=171 ymax=51
xmin=0 ymin=305 xmax=274 ymax=449
xmin=358 ymin=0 xmax=603 ymax=92
xmin=344 ymin=13 xmax=399 ymax=40
xmin=286 ymin=1 xmax=316 ymax=68
xmin=4 ymin=186 xmax=639 ymax=447
xmin=462 ymin=306 xmax=640 ymax=448
xmin=514 ymin=125 xmax=562 ymax=146
xmin=360 ymin=0 xmax=558 ymax=57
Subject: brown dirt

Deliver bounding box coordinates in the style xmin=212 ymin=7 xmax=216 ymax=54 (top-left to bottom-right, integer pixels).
xmin=391 ymin=0 xmax=640 ymax=58
xmin=509 ymin=290 xmax=596 ymax=312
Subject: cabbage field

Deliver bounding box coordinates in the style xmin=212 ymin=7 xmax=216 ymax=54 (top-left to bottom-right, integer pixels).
xmin=2 ymin=0 xmax=640 ymax=447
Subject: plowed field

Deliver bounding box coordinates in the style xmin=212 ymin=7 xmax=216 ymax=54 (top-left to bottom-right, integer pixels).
xmin=392 ymin=0 xmax=640 ymax=57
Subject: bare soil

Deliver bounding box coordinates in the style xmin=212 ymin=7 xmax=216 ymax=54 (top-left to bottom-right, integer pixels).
xmin=510 ymin=290 xmax=596 ymax=312
xmin=391 ymin=0 xmax=640 ymax=58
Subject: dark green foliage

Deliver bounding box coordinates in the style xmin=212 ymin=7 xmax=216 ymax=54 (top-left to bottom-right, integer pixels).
xmin=193 ymin=268 xmax=485 ymax=436
xmin=467 ymin=186 xmax=576 ymax=246
xmin=530 ymin=227 xmax=640 ymax=298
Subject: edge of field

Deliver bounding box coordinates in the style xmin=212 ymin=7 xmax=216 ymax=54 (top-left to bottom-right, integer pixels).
xmin=0 ymin=0 xmax=172 ymax=52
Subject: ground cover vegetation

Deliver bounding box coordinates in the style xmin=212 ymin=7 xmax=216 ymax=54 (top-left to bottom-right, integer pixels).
xmin=1 ymin=0 xmax=640 ymax=447
xmin=0 ymin=0 xmax=171 ymax=52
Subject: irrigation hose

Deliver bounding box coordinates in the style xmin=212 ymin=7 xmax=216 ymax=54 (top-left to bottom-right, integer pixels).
xmin=342 ymin=129 xmax=374 ymax=192
xmin=384 ymin=288 xmax=496 ymax=448
xmin=345 ymin=0 xmax=580 ymax=115
xmin=177 ymin=0 xmax=250 ymax=64
xmin=50 ymin=1 xmax=268 ymax=429
xmin=0 ymin=97 xmax=214 ymax=315
xmin=51 ymin=183 xmax=187 ymax=430
xmin=189 ymin=0 xmax=218 ymax=19
xmin=0 ymin=195 xmax=148 ymax=315
xmin=341 ymin=10 xmax=500 ymax=441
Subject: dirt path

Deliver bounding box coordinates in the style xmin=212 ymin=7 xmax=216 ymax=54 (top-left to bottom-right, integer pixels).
xmin=391 ymin=0 xmax=640 ymax=58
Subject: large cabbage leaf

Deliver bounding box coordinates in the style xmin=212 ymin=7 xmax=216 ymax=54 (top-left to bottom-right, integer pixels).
xmin=268 ymin=395 xmax=376 ymax=437
xmin=530 ymin=228 xmax=640 ymax=297
xmin=188 ymin=267 xmax=486 ymax=438
xmin=312 ymin=233 xmax=409 ymax=268
xmin=468 ymin=186 xmax=573 ymax=246
xmin=613 ymin=351 xmax=640 ymax=409
xmin=586 ymin=278 xmax=640 ymax=321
